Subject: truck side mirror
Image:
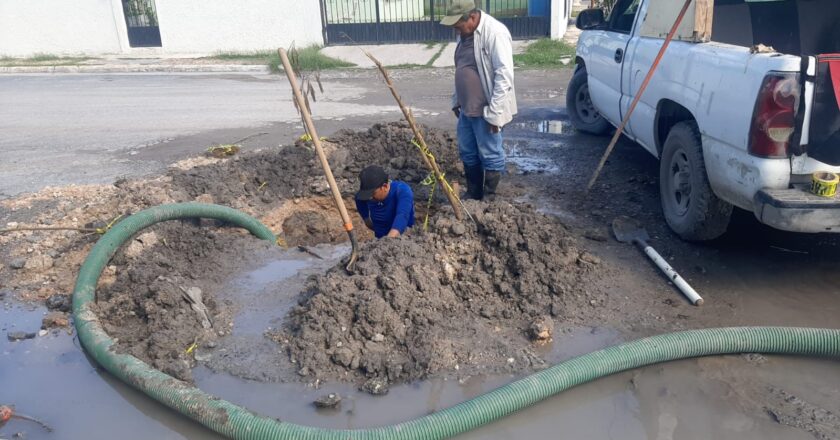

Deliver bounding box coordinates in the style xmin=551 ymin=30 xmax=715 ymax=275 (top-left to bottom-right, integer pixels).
xmin=576 ymin=9 xmax=605 ymax=30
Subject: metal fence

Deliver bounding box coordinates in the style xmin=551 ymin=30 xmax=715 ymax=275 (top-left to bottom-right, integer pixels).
xmin=121 ymin=0 xmax=162 ymax=47
xmin=321 ymin=0 xmax=551 ymax=45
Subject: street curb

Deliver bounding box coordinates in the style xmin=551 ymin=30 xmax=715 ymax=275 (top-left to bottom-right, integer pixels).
xmin=0 ymin=64 xmax=271 ymax=74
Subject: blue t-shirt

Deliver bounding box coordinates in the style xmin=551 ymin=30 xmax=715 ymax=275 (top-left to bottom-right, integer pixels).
xmin=355 ymin=180 xmax=415 ymax=238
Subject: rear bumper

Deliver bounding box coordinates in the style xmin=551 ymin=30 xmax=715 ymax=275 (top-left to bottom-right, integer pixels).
xmin=754 ymin=186 xmax=840 ymax=233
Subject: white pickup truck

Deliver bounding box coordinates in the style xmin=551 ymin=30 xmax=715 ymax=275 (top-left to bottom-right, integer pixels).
xmin=568 ymin=0 xmax=840 ymax=240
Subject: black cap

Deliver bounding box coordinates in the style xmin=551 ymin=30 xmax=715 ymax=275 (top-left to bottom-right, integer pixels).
xmin=356 ymin=165 xmax=388 ymax=201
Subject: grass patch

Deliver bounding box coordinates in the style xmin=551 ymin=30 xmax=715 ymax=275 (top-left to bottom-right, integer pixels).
xmin=204 ymin=51 xmax=274 ymax=61
xmin=425 ymin=42 xmax=448 ymax=67
xmin=0 ymin=54 xmax=92 ymax=67
xmin=423 ymin=40 xmax=439 ymax=49
xmin=513 ymin=39 xmax=576 ymax=69
xmin=204 ymin=46 xmax=355 ymax=72
xmin=387 ymin=63 xmax=430 ymax=69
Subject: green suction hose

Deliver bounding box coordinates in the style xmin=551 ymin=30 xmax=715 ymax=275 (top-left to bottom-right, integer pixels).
xmin=73 ymin=203 xmax=840 ymax=439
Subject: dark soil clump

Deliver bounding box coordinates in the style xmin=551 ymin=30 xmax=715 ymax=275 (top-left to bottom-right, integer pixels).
xmin=282 ymin=211 xmax=343 ymax=247
xmin=94 ymin=221 xmax=276 ymax=381
xmin=278 ymin=200 xmax=598 ymax=388
xmin=168 ymin=121 xmax=462 ymax=206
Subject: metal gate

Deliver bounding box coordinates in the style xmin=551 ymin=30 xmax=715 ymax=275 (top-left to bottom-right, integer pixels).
xmin=321 ymin=0 xmax=552 ymax=45
xmin=121 ymin=0 xmax=162 ymax=47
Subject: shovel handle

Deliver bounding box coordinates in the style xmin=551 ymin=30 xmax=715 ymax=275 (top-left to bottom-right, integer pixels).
xmin=637 ymin=241 xmax=704 ymax=306
xmin=278 ymin=48 xmax=354 ymax=232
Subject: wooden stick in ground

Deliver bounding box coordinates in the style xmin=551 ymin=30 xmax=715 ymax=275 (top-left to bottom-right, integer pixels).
xmin=278 ymin=48 xmax=359 ymax=270
xmin=363 ymin=51 xmax=464 ymax=221
xmin=585 ymin=0 xmax=694 ymax=193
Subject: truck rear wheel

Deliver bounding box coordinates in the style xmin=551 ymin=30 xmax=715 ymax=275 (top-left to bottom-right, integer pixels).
xmin=660 ymin=121 xmax=733 ymax=241
xmin=567 ymin=68 xmax=611 ymax=135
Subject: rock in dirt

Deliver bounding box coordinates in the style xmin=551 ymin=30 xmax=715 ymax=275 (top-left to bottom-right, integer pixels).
xmin=313 ymin=393 xmax=342 ymax=408
xmin=7 ymin=331 xmax=36 ymax=341
xmin=578 ymin=252 xmax=601 ymax=266
xmin=9 ymin=258 xmax=26 ymax=270
xmin=450 ymin=223 xmax=466 ymax=236
xmin=45 ymin=294 xmax=71 ymax=312
xmin=528 ymin=317 xmax=554 ymax=341
xmin=41 ymin=312 xmax=70 ymax=329
xmin=360 ymin=378 xmax=389 ymax=396
xmin=24 ymin=255 xmax=53 ymax=271
xmin=583 ymin=228 xmax=609 ymax=242
xmin=280 ymin=201 xmax=594 ymax=387
xmin=123 ymin=231 xmax=159 ymax=259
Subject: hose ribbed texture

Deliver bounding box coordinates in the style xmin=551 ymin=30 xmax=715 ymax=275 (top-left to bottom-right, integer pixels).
xmin=73 ymin=203 xmax=840 ymax=440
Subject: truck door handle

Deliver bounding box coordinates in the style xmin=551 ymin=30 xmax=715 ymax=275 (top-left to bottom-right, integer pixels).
xmin=614 ymin=48 xmax=624 ymax=63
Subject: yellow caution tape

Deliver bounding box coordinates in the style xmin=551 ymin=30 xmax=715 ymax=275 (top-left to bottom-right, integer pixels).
xmin=420 ymin=172 xmax=439 ymax=231
xmin=410 ymin=137 xmax=470 ymax=226
xmin=298 ymin=133 xmax=327 ymax=142
xmin=95 ymin=214 xmax=124 ymax=235
xmin=811 ymin=172 xmax=839 ymax=198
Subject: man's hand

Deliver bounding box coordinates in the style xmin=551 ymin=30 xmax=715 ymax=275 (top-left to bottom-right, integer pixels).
xmin=386 ymin=229 xmax=401 ymax=238
xmin=452 ymin=106 xmax=461 ymax=118
xmin=489 ymin=124 xmax=500 ymax=134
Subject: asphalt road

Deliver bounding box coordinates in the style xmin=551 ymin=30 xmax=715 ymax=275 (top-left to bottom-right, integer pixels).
xmin=0 ymin=72 xmax=407 ymax=199
xmin=0 ymin=70 xmax=570 ymax=199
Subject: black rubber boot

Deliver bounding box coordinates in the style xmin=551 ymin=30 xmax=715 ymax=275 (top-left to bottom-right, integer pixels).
xmin=463 ymin=164 xmax=485 ymax=200
xmin=484 ymin=170 xmax=501 ymax=199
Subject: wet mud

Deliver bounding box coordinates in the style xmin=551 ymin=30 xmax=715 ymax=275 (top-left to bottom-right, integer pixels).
xmin=278 ymin=200 xmax=602 ymax=387
xmin=2 ymin=85 xmax=840 ymax=439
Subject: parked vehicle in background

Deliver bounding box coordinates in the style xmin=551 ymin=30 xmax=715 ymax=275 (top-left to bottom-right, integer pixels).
xmin=568 ymin=0 xmax=840 ymax=240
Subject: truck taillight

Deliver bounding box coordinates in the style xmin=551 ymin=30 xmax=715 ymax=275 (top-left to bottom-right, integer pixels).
xmin=749 ymin=73 xmax=799 ymax=158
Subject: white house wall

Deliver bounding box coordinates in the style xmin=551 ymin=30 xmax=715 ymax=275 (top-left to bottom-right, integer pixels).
xmin=0 ymin=0 xmax=125 ymax=56
xmin=550 ymin=0 xmax=570 ymax=40
xmin=155 ymin=0 xmax=324 ymax=54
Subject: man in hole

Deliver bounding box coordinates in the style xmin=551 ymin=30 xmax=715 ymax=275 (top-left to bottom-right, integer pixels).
xmin=355 ymin=165 xmax=415 ymax=238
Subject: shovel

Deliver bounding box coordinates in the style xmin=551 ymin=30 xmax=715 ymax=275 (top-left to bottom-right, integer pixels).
xmin=278 ymin=48 xmax=359 ymax=272
xmin=612 ymin=216 xmax=704 ymax=306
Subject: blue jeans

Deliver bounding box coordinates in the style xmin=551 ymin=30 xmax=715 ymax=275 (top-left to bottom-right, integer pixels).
xmin=457 ymin=114 xmax=505 ymax=171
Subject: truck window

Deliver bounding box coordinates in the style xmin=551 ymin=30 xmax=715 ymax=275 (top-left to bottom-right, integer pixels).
xmin=608 ymin=0 xmax=641 ymax=34
xmin=712 ymin=0 xmax=840 ymax=55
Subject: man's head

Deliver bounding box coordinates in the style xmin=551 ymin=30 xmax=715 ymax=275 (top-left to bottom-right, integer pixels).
xmin=440 ymin=0 xmax=481 ymax=36
xmin=356 ymin=165 xmax=391 ymax=202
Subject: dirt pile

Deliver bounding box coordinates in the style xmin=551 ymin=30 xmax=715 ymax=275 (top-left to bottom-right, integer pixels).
xmin=169 ymin=121 xmax=462 ymax=206
xmin=92 ymin=221 xmax=277 ymax=381
xmin=0 ymin=121 xmax=457 ymax=303
xmin=278 ymin=200 xmax=603 ymax=388
xmin=0 ymin=120 xmax=463 ymax=381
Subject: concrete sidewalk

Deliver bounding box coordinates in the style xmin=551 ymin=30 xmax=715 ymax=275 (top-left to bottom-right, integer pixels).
xmin=0 ymin=54 xmax=270 ymax=74
xmin=0 ymin=41 xmax=539 ymax=74
xmin=320 ymin=40 xmax=535 ymax=68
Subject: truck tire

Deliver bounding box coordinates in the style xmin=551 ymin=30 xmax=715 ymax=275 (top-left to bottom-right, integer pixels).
xmin=660 ymin=121 xmax=733 ymax=241
xmin=567 ymin=68 xmax=611 ymax=135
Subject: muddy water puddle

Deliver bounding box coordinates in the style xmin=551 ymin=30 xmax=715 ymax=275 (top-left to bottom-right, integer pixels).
xmin=505 ymin=118 xmax=576 ymax=176
xmin=511 ymin=119 xmax=573 ymax=135
xmin=2 ymin=246 xmax=838 ymax=439
xmin=506 ymin=139 xmax=563 ymax=175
